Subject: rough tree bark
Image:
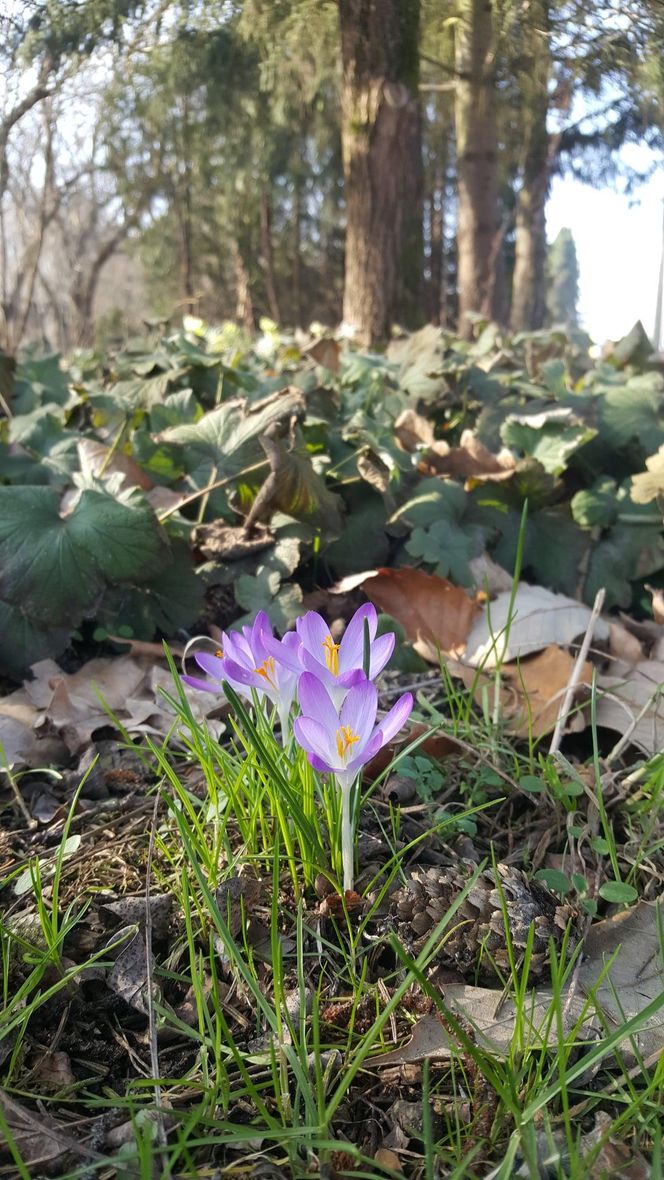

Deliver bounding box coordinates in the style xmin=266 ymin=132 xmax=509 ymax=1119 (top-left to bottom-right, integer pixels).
xmin=338 ymin=0 xmax=422 ymax=346
xmin=454 ymin=0 xmax=501 ymax=336
xmin=71 ymin=219 xmax=136 ymax=346
xmin=232 ymin=241 xmax=255 ymax=331
xmin=259 ymin=190 xmax=282 ymax=323
xmin=510 ymin=0 xmax=552 ymax=332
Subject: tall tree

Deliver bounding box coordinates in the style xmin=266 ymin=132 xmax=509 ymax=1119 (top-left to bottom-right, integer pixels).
xmin=510 ymin=0 xmax=552 ymax=331
xmin=338 ymin=0 xmax=422 ymax=345
xmin=454 ymin=0 xmax=501 ymax=336
xmin=546 ymin=227 xmax=579 ymax=327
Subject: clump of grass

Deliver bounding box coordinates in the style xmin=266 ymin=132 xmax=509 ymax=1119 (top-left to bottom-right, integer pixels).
xmin=2 ymin=608 xmax=664 ymax=1178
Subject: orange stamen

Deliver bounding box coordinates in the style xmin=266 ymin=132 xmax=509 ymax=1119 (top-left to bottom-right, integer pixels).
xmin=322 ymin=634 xmax=340 ymax=677
xmin=335 ymin=725 xmax=360 ymax=761
xmin=215 ymin=648 xmax=224 ymax=659
xmin=254 ymin=657 xmax=277 ymax=687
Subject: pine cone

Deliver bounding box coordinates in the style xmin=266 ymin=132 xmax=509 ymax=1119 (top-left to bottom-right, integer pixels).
xmin=385 ymin=863 xmax=580 ymax=981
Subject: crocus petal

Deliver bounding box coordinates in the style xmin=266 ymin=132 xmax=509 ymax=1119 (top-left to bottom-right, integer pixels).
xmin=346 ymin=730 xmax=383 ymax=773
xmin=337 ymin=667 xmax=367 ymax=689
xmin=296 ymin=611 xmax=330 ymax=663
xmin=293 ymin=715 xmax=336 ymax=768
xmin=338 ymin=603 xmax=377 ymax=672
xmin=300 ymin=648 xmax=334 ymax=685
xmin=297 ymin=672 xmax=340 ymax=732
xmin=376 ymin=692 xmax=414 ymax=746
xmin=253 ymin=610 xmax=272 ymax=638
xmin=195 ymin=652 xmax=226 ymax=678
xmin=220 ymin=659 xmax=261 ymax=688
xmin=369 ymin=631 xmax=395 ymax=678
xmin=262 ymin=631 xmax=303 ymax=671
xmin=182 ymin=673 xmax=219 ymax=694
xmin=340 ymin=678 xmax=378 ymax=749
xmin=307 ymin=751 xmax=336 ymax=775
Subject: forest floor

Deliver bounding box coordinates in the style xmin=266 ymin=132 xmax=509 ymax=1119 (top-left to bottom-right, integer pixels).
xmin=1 ymin=631 xmax=663 ymax=1180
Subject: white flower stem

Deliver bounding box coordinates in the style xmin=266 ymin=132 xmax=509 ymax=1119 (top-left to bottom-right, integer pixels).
xmin=340 ymin=781 xmax=354 ymax=893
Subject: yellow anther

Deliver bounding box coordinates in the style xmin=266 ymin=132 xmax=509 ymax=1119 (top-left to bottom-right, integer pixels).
xmin=335 ymin=725 xmax=360 ymax=761
xmin=254 ymin=657 xmax=277 ymax=687
xmin=322 ymin=634 xmax=340 ymax=677
xmin=215 ymin=648 xmax=224 ymax=659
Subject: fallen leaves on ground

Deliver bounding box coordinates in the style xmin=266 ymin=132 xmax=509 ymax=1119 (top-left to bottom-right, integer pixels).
xmin=369 ymin=900 xmax=664 ymax=1068
xmin=362 ymin=567 xmax=479 ymax=660
xmin=0 ymin=653 xmax=225 ymax=766
xmin=595 ymin=660 xmax=664 ymax=754
xmin=457 ymin=644 xmax=592 ymax=738
xmin=464 ymin=584 xmax=609 ymax=667
xmin=417 ymin=429 xmax=516 ymax=484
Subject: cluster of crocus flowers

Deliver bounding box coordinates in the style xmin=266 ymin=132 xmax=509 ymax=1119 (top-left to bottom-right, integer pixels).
xmin=183 ymin=604 xmax=413 ymax=891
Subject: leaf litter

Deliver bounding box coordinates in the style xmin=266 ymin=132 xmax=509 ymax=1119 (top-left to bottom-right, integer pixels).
xmin=3 ymin=324 xmax=664 ymax=1176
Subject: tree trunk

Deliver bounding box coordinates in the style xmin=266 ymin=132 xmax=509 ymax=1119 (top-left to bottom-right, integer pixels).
xmin=233 ymin=241 xmax=255 ymax=331
xmin=293 ymin=171 xmax=303 ymax=328
xmin=428 ymin=189 xmax=442 ymax=323
xmin=510 ymin=0 xmax=552 ymax=332
xmin=339 ymin=0 xmax=422 ymax=346
xmin=72 ymin=222 xmax=133 ymax=346
xmin=454 ymin=0 xmax=501 ymax=337
xmin=259 ymin=190 xmax=281 ymax=324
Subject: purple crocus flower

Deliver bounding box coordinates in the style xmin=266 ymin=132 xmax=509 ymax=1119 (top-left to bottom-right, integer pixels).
xmin=265 ymin=603 xmax=395 ymax=709
xmin=293 ymin=672 xmax=413 ymax=890
xmin=182 ymin=611 xmax=300 ymax=739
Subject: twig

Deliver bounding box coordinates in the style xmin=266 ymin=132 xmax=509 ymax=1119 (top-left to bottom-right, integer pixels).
xmin=603 ymin=686 xmax=662 ymax=770
xmin=157 ymin=460 xmax=268 ymax=523
xmin=549 ymin=588 xmax=605 ymax=756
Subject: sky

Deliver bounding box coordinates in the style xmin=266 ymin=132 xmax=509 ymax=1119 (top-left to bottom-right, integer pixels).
xmin=547 ymin=145 xmax=664 ymax=347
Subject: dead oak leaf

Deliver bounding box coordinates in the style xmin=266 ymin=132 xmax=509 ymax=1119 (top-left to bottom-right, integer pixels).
xmin=455 ymin=645 xmax=592 ymax=738
xmin=362 ymin=567 xmax=479 ymax=661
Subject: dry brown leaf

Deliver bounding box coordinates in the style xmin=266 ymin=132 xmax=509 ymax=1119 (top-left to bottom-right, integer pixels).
xmin=468 ymin=553 xmax=514 ymax=595
xmin=0 ymin=689 xmax=69 ymax=767
xmin=362 ymin=568 xmax=479 ymax=661
xmin=578 ymin=901 xmax=664 ymax=1058
xmin=393 ymin=408 xmax=435 ymax=452
xmin=457 ymin=645 xmax=592 ymax=738
xmin=645 ymin=583 xmax=664 ymax=624
xmin=77 ymin=438 xmax=154 ymax=490
xmin=107 ymin=930 xmax=157 ymax=1016
xmin=197 ymin=520 xmax=274 ymax=560
xmin=302 ymin=336 xmax=341 ymax=371
xmin=0 ymin=1088 xmax=73 ymax=1169
xmin=32 ymin=1051 xmax=76 ymax=1093
xmin=595 ymin=660 xmax=664 ymax=755
xmin=465 ymin=584 xmax=609 ymax=667
xmin=374 ymin=1147 xmax=404 ymax=1172
xmin=418 ymin=429 xmax=515 ymax=483
xmin=608 ymin=621 xmax=644 ymax=664
xmin=146 ymin=485 xmax=191 ymax=515
xmin=367 ymin=985 xmax=593 ymax=1066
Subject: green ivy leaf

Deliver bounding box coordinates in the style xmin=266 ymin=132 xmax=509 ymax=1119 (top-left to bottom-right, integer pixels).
xmin=405 ymin=518 xmax=485 ymax=586
xmin=13 ymin=354 xmax=71 ymax=415
xmin=534 ymin=868 xmax=572 ymax=894
xmin=326 ymin=492 xmax=390 ymax=578
xmin=599 ymin=373 xmax=664 ymax=454
xmin=156 ymin=389 xmax=304 ymax=482
xmin=0 ymin=601 xmax=71 ymax=679
xmin=598 ymin=881 xmax=638 ymax=905
xmin=500 ymin=410 xmax=596 ymax=476
xmin=0 ymin=486 xmax=169 ymax=628
xmin=584 ymin=522 xmax=664 ymax=608
xmin=571 ymin=477 xmax=620 ymax=528
xmin=97 ymin=541 xmax=203 ymax=639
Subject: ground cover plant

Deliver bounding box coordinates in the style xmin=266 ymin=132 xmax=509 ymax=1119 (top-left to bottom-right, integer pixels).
xmin=2 ymin=320 xmax=664 ymax=1178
